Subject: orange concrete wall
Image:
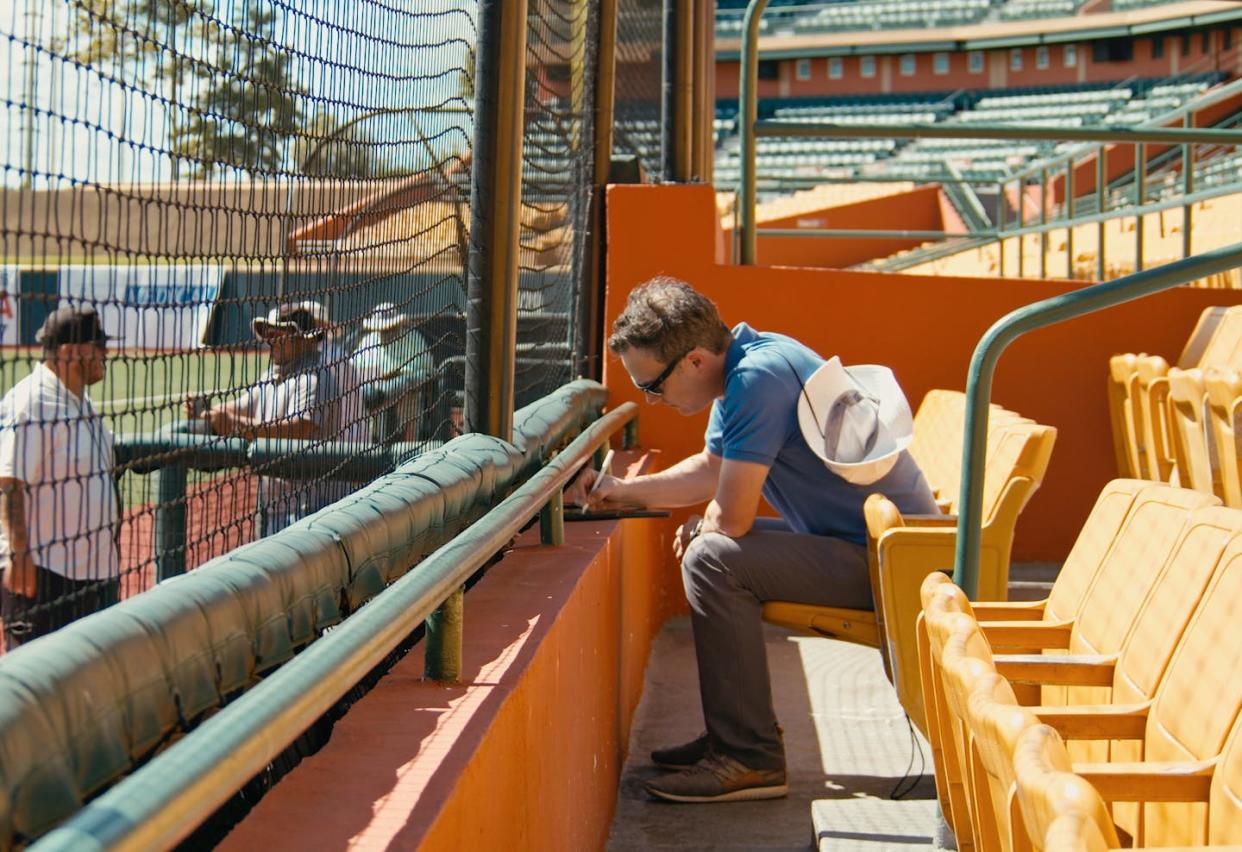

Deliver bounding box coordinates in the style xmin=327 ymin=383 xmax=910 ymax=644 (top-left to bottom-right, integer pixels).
xmin=221 ymin=496 xmax=682 ymax=850
xmin=722 ymin=184 xmax=944 ymax=268
xmin=604 ymin=183 xmax=1242 ymax=562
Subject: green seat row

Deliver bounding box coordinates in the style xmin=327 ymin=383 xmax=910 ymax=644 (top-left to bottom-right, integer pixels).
xmin=0 ymin=379 xmax=608 ymax=849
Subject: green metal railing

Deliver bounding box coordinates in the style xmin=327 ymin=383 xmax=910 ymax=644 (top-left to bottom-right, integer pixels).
xmin=35 ymin=401 xmax=638 ymax=852
xmin=953 ymin=241 xmax=1242 ymax=597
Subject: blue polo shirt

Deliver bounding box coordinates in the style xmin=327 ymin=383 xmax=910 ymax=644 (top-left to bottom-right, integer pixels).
xmin=705 ymin=323 xmax=938 ymax=545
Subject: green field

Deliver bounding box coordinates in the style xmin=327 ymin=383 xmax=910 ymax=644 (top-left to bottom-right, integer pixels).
xmin=0 ymin=348 xmax=268 ymax=507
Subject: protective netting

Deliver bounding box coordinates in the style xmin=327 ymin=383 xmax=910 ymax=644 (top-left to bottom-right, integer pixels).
xmin=612 ymin=0 xmax=663 ymax=181
xmin=0 ymin=0 xmax=621 ymax=652
xmin=514 ymin=0 xmax=599 ymax=405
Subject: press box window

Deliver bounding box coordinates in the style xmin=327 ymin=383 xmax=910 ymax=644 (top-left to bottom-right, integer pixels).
xmin=1036 ymin=46 xmax=1049 ymax=69
xmin=1010 ymin=48 xmax=1023 ymax=71
xmin=757 ymin=60 xmax=779 ymax=80
xmin=1152 ymin=37 xmax=1165 ymax=59
xmin=828 ymin=57 xmax=843 ymax=79
xmin=933 ymin=52 xmax=949 ymax=75
xmin=1063 ymin=44 xmax=1077 ymax=67
xmin=968 ymin=51 xmax=984 ymax=73
xmin=860 ymin=55 xmax=876 ymax=78
xmin=796 ymin=58 xmax=811 ymax=80
xmin=899 ymin=54 xmax=916 ymax=76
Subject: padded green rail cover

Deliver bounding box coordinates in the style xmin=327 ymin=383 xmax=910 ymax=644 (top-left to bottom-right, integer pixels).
xmin=0 ymin=380 xmax=607 ymax=848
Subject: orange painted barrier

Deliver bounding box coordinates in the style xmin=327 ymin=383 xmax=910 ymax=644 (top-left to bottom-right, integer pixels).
xmin=604 ymin=183 xmax=1242 ymax=561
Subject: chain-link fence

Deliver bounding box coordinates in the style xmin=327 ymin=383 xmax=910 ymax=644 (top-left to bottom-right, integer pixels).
xmin=613 ymin=0 xmax=664 ymax=181
xmin=0 ymin=0 xmax=625 ymax=653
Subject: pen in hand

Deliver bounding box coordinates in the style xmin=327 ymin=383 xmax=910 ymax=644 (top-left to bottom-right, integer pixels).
xmin=586 ymin=448 xmax=615 ymax=502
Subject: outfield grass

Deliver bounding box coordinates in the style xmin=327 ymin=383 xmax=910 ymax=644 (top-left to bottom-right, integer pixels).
xmin=0 ymin=348 xmax=269 ymax=507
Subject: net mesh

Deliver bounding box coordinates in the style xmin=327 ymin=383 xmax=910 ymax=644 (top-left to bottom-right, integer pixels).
xmin=0 ymin=0 xmax=602 ymax=651
xmin=612 ymin=0 xmax=663 ymax=181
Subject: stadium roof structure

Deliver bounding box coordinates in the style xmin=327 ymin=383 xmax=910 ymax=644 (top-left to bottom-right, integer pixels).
xmin=715 ymin=0 xmax=1242 ymax=59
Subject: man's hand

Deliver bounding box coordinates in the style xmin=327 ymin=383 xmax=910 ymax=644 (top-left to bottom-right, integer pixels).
xmin=673 ymin=513 xmax=704 ymax=562
xmin=2 ymin=549 xmax=37 ymax=599
xmin=204 ymin=407 xmax=240 ymax=437
xmin=564 ymin=466 xmax=624 ymax=510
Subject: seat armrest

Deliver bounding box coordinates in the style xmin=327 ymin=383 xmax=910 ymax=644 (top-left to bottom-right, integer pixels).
xmin=973 ymin=600 xmax=1047 ymax=621
xmin=993 ymin=653 xmax=1116 ymax=686
xmin=981 ymin=621 xmax=1074 ymax=650
xmin=1074 ymin=759 xmax=1215 ymax=803
xmin=1032 ymin=702 xmax=1150 ymax=740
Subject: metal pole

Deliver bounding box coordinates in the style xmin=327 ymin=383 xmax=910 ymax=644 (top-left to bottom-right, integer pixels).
xmin=574 ymin=0 xmax=619 ymax=381
xmin=539 ymin=490 xmax=565 ymax=545
xmin=1065 ymin=158 xmax=1075 ymax=279
xmin=954 ymin=241 xmax=1242 ymax=598
xmin=153 ymin=464 xmax=188 ymax=581
xmin=1183 ymin=113 xmax=1195 ymax=259
xmin=676 ymin=0 xmax=694 ymax=182
xmin=1135 ymin=142 xmax=1146 ymax=272
xmin=423 ymin=588 xmax=463 ymax=681
xmin=738 ymin=0 xmax=770 ymax=265
xmin=691 ymin=0 xmax=713 ymax=182
xmin=660 ymin=0 xmax=677 ymax=181
xmin=465 ymin=0 xmax=526 ymax=441
xmin=1039 ymin=167 xmax=1048 ymax=280
xmin=1096 ymin=146 xmax=1106 ymax=281
xmin=753 ymin=120 xmax=1242 ymax=145
xmin=1017 ymin=178 xmax=1025 ymax=278
xmin=996 ymin=180 xmax=1005 ymax=277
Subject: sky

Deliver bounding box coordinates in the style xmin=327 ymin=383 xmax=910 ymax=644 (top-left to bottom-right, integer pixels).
xmin=0 ymin=0 xmax=477 ymax=189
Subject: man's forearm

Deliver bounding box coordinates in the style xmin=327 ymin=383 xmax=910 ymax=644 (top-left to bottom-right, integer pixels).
xmin=614 ymin=450 xmax=719 ymax=508
xmin=0 ymin=478 xmax=29 ymax=552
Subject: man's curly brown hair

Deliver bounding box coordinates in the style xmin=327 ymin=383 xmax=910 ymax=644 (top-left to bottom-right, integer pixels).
xmin=607 ymin=276 xmax=732 ymax=363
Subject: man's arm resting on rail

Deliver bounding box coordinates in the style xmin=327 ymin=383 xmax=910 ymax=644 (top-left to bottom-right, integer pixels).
xmin=0 ymin=477 xmax=37 ymax=598
xmin=204 ymin=400 xmax=324 ymax=441
xmin=568 ymin=449 xmax=721 ymax=509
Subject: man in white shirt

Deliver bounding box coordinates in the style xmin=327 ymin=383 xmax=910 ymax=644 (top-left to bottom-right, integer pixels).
xmin=188 ymin=303 xmax=349 ymax=535
xmin=0 ymin=306 xmax=120 ymax=650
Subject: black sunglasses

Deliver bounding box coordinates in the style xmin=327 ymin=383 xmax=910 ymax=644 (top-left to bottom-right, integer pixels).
xmin=634 ymin=349 xmax=690 ymax=396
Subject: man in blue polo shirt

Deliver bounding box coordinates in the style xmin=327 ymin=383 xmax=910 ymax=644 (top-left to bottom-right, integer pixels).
xmin=566 ymin=276 xmax=937 ymax=803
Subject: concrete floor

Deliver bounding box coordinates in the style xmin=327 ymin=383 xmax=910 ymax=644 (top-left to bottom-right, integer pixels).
xmin=607 ymin=618 xmax=940 ymax=852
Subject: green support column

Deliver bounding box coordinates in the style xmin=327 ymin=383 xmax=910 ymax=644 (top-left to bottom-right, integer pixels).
xmin=424 ymin=587 xmax=464 ymax=681
xmin=1096 ymin=147 xmax=1107 ymax=281
xmin=1039 ymin=167 xmax=1048 ymax=280
xmin=540 ymin=490 xmax=565 ymax=546
xmin=1136 ymin=142 xmax=1146 ymax=272
xmin=1183 ymin=113 xmax=1194 ymax=259
xmin=623 ymin=417 xmax=639 ymax=450
xmin=1016 ymin=177 xmax=1025 ymax=278
xmin=996 ymin=180 xmax=1006 ymax=277
xmin=1065 ymin=159 xmax=1075 ymax=278
xmin=154 ymin=463 xmax=188 ymax=581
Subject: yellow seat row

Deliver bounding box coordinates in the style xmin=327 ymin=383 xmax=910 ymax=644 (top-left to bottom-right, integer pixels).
xmin=916 ymin=480 xmax=1242 ymax=850
xmin=762 ymin=390 xmax=1056 ymax=734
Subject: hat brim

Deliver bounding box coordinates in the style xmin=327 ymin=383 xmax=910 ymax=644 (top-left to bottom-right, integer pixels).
xmin=252 ymin=318 xmax=320 ymax=340
xmin=796 ymin=358 xmax=913 ymax=485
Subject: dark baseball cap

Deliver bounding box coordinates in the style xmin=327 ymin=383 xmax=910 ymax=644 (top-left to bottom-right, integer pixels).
xmin=36 ymin=306 xmax=112 ymax=347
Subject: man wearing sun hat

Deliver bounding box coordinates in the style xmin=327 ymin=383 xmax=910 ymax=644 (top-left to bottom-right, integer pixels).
xmin=187 ymin=302 xmax=350 ymax=535
xmin=351 ymin=302 xmax=435 ymax=442
xmin=566 ymin=276 xmax=937 ymax=803
xmin=0 ymin=306 xmax=121 ymax=648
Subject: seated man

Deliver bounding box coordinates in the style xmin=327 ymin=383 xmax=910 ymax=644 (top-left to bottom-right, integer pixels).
xmin=566 ymin=276 xmax=937 ymax=803
xmin=186 ymin=303 xmax=348 ymax=536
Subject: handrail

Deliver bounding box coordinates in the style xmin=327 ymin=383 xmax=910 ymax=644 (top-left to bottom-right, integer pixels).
xmin=953 ymin=241 xmax=1242 ymax=598
xmin=34 ymin=402 xmax=639 ymax=852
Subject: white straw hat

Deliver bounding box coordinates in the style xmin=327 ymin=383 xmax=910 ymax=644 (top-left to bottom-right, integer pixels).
xmin=361 ymin=302 xmax=412 ymax=332
xmin=796 ymin=356 xmax=914 ymax=485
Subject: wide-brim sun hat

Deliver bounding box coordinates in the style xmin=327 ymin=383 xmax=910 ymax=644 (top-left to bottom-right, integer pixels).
xmin=796 ymin=356 xmax=914 ymax=485
xmin=362 ymin=302 xmax=412 ymax=332
xmin=252 ymin=305 xmax=323 ymax=340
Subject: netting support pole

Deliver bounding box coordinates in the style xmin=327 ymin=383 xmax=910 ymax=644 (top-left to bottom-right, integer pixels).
xmin=691 ymin=0 xmax=714 ymax=183
xmin=424 ymin=588 xmax=464 ymax=682
xmin=661 ymin=0 xmax=693 ymax=181
xmin=575 ymin=0 xmax=620 ymax=382
xmin=464 ymin=0 xmax=527 ymax=442
xmin=154 ymin=463 xmax=188 ymax=581
xmin=540 ymin=490 xmax=565 ymax=546
xmin=623 ymin=417 xmax=639 ymax=450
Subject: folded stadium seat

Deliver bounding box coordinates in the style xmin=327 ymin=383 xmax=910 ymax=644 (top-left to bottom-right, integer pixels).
xmin=1108 ymin=305 xmax=1242 ymax=480
xmin=1133 ymin=355 xmax=1175 ymax=483
xmin=1011 ymin=724 xmax=1123 ymax=852
xmin=1018 ymin=531 xmax=1242 ymax=846
xmin=1166 ymin=368 xmax=1216 ymax=495
xmin=223 ymin=529 xmax=349 ymax=648
xmin=1205 ymin=366 xmax=1242 ymax=509
xmin=965 ymin=672 xmax=1042 ymax=852
xmin=0 ymin=676 xmax=81 ymax=847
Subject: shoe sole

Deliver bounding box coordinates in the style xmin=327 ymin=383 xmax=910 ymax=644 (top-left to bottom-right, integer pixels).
xmin=651 ymin=759 xmax=700 ymax=771
xmin=645 ymin=783 xmax=789 ymax=803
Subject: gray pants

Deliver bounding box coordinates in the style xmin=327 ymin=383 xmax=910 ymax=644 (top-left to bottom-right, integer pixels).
xmin=681 ymin=517 xmax=871 ymax=770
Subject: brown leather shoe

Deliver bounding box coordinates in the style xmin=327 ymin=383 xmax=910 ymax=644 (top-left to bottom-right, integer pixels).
xmin=644 ymin=751 xmax=788 ymax=803
xmin=651 ymin=733 xmax=710 ymax=769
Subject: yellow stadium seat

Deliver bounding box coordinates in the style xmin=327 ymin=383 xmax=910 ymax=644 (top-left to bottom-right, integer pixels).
xmin=964 ymin=671 xmax=1042 ymax=852
xmin=1134 ymin=354 xmax=1175 ymax=483
xmin=1166 ymin=368 xmax=1216 ymax=496
xmin=1205 ymin=365 xmax=1242 ymax=509
xmin=1108 ymin=353 xmax=1144 ymax=479
xmin=1012 ymin=724 xmax=1123 ymax=852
